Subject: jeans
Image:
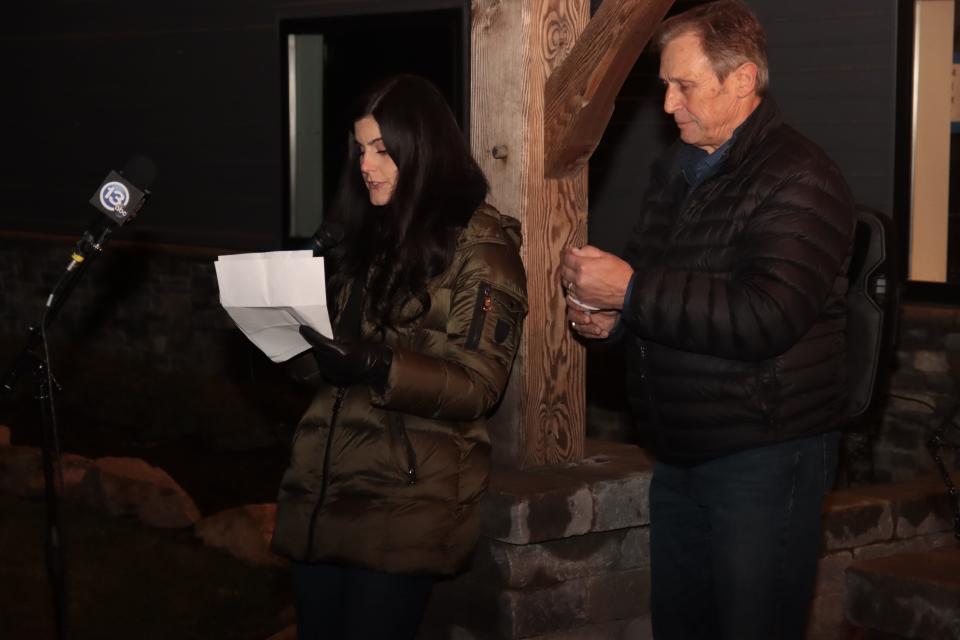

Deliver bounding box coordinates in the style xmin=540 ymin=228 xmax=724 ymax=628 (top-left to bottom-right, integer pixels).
xmin=649 ymin=431 xmax=841 ymax=640
xmin=291 ymin=562 xmax=436 ymax=640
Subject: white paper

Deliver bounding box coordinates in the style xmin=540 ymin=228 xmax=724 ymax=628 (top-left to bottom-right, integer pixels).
xmin=214 ymin=250 xmax=333 ymax=363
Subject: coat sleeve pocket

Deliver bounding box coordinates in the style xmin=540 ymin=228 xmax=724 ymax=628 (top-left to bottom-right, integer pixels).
xmin=464 ymin=280 xmax=525 ymax=351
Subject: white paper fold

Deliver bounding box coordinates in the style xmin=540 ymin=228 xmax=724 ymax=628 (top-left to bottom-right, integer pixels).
xmin=214 ymin=250 xmax=333 ymax=363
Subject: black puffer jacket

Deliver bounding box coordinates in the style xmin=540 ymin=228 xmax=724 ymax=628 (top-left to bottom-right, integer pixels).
xmin=621 ymin=97 xmax=855 ymax=463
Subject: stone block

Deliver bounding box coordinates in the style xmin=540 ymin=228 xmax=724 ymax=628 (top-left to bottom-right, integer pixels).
xmin=195 ymin=503 xmax=285 ymax=567
xmin=885 ymin=392 xmax=936 ymax=417
xmin=617 ymin=528 xmax=650 ymax=571
xmin=897 ymin=326 xmax=934 ymax=349
xmin=0 ymin=445 xmax=92 ymax=498
xmin=853 ymin=531 xmax=958 ymax=562
xmin=81 ymin=456 xmax=201 ymax=528
xmin=583 ymin=568 xmax=650 ymax=623
xmin=882 ymin=424 xmax=921 ymax=452
xmin=427 ymin=578 xmax=587 ymax=639
xmin=506 ymin=581 xmax=589 ymax=638
xmin=424 ymin=568 xmax=650 ymax=639
xmin=872 ymin=450 xmax=931 ymax=484
xmin=472 ymin=527 xmax=647 ymax=589
xmin=822 ymin=490 xmax=893 ymax=550
xmin=840 ymin=474 xmax=960 ymax=539
xmin=846 ymin=546 xmax=960 ymax=639
xmin=887 ymin=368 xmax=929 ymax=390
xmin=912 ymin=350 xmax=950 ymax=375
xmin=590 ymin=471 xmax=650 ymax=532
xmin=481 ymin=476 xmax=594 ymax=545
xmin=522 ymin=616 xmax=652 ymax=640
xmin=806 ymin=590 xmax=856 ymax=640
xmin=815 ymin=550 xmax=854 ymax=597
xmin=483 ymin=441 xmax=652 ymax=545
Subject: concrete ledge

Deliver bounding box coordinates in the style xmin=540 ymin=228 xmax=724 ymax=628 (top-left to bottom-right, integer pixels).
xmin=471 ymin=527 xmax=649 ymax=589
xmin=481 ymin=440 xmax=653 ymax=545
xmin=812 ymin=472 xmax=960 ymax=640
xmin=424 ymin=567 xmax=650 ymax=639
xmin=846 ymin=546 xmax=960 ymax=640
xmin=423 ymin=440 xmax=653 ymax=640
xmin=822 ymin=472 xmax=960 ymax=551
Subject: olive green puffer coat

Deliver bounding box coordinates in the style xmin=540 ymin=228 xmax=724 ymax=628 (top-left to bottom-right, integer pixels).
xmin=271 ymin=204 xmax=527 ymax=576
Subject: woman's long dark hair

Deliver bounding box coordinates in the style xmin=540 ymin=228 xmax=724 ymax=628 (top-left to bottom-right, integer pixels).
xmin=326 ymin=74 xmax=488 ymax=332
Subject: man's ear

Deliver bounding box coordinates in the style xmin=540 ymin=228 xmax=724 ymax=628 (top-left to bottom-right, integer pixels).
xmin=732 ymin=62 xmax=758 ymax=97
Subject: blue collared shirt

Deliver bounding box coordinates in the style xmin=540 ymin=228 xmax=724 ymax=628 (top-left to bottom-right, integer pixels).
xmin=678 ymin=136 xmax=736 ymax=192
xmin=621 ymin=132 xmax=739 ymax=313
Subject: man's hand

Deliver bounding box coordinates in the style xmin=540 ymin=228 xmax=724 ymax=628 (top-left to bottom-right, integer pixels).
xmin=299 ymin=325 xmax=393 ymax=387
xmin=559 ymin=245 xmax=633 ymax=311
xmin=567 ymin=307 xmax=620 ymax=340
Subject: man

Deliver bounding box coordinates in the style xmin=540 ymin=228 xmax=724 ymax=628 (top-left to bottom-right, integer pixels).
xmin=560 ymin=2 xmax=855 ymax=639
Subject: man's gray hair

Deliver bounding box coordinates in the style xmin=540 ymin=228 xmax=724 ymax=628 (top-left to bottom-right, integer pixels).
xmin=654 ymin=0 xmax=769 ymax=95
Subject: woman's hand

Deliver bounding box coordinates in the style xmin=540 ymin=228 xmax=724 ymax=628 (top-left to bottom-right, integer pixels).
xmin=299 ymin=325 xmax=393 ymax=387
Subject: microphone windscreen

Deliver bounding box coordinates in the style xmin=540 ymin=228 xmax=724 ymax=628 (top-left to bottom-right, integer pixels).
xmin=121 ymin=155 xmax=158 ymax=190
xmin=319 ymin=221 xmax=345 ymax=245
xmin=312 ymin=221 xmax=345 ymax=256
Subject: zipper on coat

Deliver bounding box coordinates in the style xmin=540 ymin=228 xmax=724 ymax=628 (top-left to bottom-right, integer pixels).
xmin=758 ymin=361 xmax=778 ymax=428
xmin=465 ymin=282 xmax=494 ymax=350
xmin=394 ymin=417 xmax=419 ymax=485
xmin=303 ymin=385 xmax=347 ymax=560
xmin=639 ymin=340 xmax=662 ymax=426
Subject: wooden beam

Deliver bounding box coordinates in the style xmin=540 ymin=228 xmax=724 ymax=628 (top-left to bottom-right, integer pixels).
xmin=472 ymin=0 xmax=590 ymax=469
xmin=543 ymin=0 xmax=674 ymax=179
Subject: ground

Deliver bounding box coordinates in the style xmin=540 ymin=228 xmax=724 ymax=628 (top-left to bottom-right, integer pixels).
xmin=0 ymin=494 xmax=293 ymax=639
xmin=0 ymin=408 xmax=296 ymax=639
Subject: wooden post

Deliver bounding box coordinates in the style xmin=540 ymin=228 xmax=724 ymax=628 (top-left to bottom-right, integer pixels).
xmin=544 ymin=0 xmax=675 ymax=178
xmin=472 ymin=0 xmax=672 ymax=469
xmin=472 ymin=0 xmax=590 ymax=468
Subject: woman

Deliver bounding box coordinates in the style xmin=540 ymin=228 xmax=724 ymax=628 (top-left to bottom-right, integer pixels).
xmin=271 ymin=74 xmax=527 ymax=640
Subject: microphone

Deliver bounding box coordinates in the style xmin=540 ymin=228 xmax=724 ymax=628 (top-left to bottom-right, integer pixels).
xmin=311 ymin=221 xmax=345 ymax=257
xmin=78 ymin=156 xmax=157 ymax=255
xmin=89 ymin=155 xmax=157 ymax=225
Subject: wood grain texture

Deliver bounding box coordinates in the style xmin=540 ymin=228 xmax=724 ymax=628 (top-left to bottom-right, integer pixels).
xmin=543 ymin=0 xmax=674 ymax=178
xmin=472 ymin=0 xmax=588 ymax=468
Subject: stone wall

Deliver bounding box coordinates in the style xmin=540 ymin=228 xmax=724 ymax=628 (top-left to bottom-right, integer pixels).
xmin=421 ymin=440 xmax=655 ymax=640
xmin=871 ymin=305 xmax=960 ymax=484
xmin=419 ymin=440 xmax=959 ymax=639
xmin=0 ymin=233 xmax=310 ymax=450
xmin=811 ymin=474 xmax=960 ymax=640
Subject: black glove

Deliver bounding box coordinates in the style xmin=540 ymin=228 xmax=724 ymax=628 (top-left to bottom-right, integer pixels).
xmin=299 ymin=325 xmax=393 ymax=388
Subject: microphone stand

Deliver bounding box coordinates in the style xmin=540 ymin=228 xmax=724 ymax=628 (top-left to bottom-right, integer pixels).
xmin=2 ymin=221 xmax=119 ymax=640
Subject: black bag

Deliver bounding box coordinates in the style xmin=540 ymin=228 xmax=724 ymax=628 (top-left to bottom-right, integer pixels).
xmin=846 ymin=206 xmax=900 ymax=419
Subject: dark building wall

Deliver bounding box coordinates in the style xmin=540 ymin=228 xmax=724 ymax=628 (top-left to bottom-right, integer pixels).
xmin=0 ymin=234 xmax=306 ymax=450
xmin=0 ymin=0 xmax=466 ymax=250
xmin=1 ymin=3 xmax=285 ymax=248
xmin=2 ymin=0 xmax=901 ymax=252
xmin=757 ymin=1 xmax=899 ymax=215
